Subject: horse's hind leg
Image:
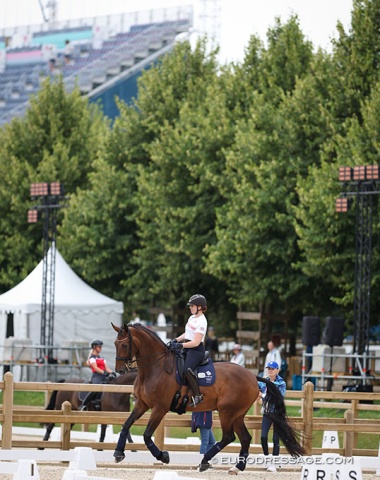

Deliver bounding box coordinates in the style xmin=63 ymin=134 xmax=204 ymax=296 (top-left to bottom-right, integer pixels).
xmin=199 ymin=412 xmax=235 ymax=472
xmin=230 ymin=415 xmax=252 ymax=473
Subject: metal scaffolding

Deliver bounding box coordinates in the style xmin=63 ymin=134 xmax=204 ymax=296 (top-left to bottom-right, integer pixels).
xmin=28 ymin=182 xmax=66 ymax=360
xmin=337 ymin=166 xmax=380 ymax=375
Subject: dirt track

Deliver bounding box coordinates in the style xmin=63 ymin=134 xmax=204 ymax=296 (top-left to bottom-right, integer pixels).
xmin=2 ymin=463 xmax=379 ymax=480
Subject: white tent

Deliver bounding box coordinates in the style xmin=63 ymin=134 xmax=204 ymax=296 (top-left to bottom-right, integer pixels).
xmin=0 ymin=249 xmax=123 ymax=371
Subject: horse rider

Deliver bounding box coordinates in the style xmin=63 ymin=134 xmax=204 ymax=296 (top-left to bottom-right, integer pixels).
xmin=79 ymin=339 xmax=115 ymax=411
xmin=172 ymin=294 xmax=208 ymax=407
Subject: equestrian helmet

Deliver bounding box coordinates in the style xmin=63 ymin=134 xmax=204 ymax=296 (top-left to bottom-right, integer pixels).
xmin=187 ymin=294 xmax=207 ymax=308
xmin=91 ymin=339 xmax=103 ymax=348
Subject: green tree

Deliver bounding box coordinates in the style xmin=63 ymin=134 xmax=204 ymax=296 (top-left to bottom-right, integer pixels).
xmin=205 ymin=16 xmax=317 ymax=315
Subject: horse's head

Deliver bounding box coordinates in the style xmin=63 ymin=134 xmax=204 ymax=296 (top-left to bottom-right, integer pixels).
xmin=112 ymin=322 xmax=170 ymax=374
xmin=112 ymin=323 xmax=135 ymax=374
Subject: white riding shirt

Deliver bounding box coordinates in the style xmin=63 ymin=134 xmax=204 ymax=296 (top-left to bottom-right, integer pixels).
xmin=184 ymin=314 xmax=207 ymax=342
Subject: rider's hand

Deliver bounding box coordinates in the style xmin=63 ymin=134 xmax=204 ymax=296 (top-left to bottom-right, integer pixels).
xmin=167 ymin=340 xmax=177 ymax=350
xmin=175 ymin=343 xmax=183 ymax=351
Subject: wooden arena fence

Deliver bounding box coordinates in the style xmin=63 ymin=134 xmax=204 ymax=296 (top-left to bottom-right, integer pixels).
xmin=0 ymin=372 xmax=379 ymax=457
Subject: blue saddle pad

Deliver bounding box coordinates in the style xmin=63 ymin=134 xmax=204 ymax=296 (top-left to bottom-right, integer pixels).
xmin=175 ymin=357 xmax=216 ymax=387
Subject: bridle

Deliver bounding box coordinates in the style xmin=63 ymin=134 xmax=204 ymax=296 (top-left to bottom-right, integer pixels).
xmin=115 ymin=326 xmax=171 ymax=371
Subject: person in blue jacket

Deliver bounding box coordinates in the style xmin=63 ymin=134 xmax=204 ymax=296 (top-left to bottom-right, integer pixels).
xmin=258 ymin=360 xmax=286 ymax=473
xmin=191 ymin=410 xmax=216 ymax=454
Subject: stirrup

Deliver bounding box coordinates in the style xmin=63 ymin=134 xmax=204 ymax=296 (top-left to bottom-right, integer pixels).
xmin=79 ymin=405 xmax=88 ymax=411
xmin=188 ymin=394 xmax=203 ymax=407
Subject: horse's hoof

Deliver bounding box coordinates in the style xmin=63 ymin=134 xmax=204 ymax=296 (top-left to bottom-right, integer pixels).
xmin=158 ymin=450 xmax=170 ymax=464
xmin=113 ymin=450 xmax=125 ymax=463
xmin=228 ymin=466 xmax=239 ymax=475
xmin=198 ymin=462 xmax=212 ymax=472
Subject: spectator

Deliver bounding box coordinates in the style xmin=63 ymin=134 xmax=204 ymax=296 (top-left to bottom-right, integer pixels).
xmin=258 ymin=360 xmax=286 ymax=473
xmin=191 ymin=410 xmax=216 ymax=454
xmin=263 ymin=341 xmax=282 ymax=377
xmin=230 ymin=343 xmax=245 ymax=367
xmin=64 ymin=39 xmax=74 ymax=65
xmin=205 ymin=326 xmax=219 ymax=361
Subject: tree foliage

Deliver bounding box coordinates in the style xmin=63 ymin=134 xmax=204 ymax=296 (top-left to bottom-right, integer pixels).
xmin=0 ymin=77 xmax=107 ymax=290
xmin=3 ymin=1 xmax=380 ymax=334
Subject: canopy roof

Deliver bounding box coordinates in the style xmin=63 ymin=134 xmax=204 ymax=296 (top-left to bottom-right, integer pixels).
xmin=0 ymin=249 xmax=123 ymax=314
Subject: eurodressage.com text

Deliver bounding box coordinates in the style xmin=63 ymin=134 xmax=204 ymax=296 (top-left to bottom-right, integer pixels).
xmin=209 ymin=456 xmax=355 ymax=466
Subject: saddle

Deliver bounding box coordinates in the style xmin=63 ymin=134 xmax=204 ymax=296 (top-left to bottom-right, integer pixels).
xmin=171 ymin=350 xmax=216 ymax=414
xmin=175 ymin=350 xmax=210 ymax=382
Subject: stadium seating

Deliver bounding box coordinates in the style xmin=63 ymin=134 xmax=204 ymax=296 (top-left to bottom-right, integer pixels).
xmin=0 ymin=11 xmax=191 ymax=127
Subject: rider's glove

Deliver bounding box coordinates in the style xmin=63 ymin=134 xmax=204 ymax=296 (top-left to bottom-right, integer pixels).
xmin=109 ymin=371 xmax=117 ymax=380
xmin=167 ymin=339 xmax=177 ymax=350
xmin=175 ymin=342 xmax=183 ymax=351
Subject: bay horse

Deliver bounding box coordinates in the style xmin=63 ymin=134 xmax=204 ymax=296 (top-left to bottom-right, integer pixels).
xmin=112 ymin=323 xmax=305 ymax=473
xmin=40 ymin=369 xmax=137 ymax=446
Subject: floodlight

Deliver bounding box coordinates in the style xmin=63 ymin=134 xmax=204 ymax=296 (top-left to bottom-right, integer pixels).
xmin=353 ymin=166 xmax=366 ymax=181
xmin=30 ymin=182 xmax=49 ymax=197
xmin=27 ymin=209 xmax=38 ymax=223
xmin=365 ymin=165 xmax=380 ymax=180
xmin=49 ymin=182 xmax=63 ymax=196
xmin=338 ymin=167 xmax=352 ymax=182
xmin=336 ymin=197 xmax=350 ymax=213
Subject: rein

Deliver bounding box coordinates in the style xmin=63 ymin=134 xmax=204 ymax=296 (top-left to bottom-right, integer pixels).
xmin=115 ymin=327 xmax=173 ymax=372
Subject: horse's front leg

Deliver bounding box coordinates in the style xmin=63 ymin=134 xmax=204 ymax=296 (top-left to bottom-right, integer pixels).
xmin=114 ymin=399 xmax=149 ymax=463
xmin=143 ymin=406 xmax=170 ymax=464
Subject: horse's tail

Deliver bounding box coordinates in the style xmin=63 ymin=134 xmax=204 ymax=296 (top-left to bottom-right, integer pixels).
xmin=256 ymin=376 xmax=306 ymax=457
xmin=45 ymin=379 xmax=65 ymax=410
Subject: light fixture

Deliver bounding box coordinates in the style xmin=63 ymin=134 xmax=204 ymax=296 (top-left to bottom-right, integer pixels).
xmin=30 ymin=182 xmax=49 ymax=197
xmin=365 ymin=165 xmax=380 ymax=180
xmin=338 ymin=167 xmax=352 ymax=182
xmin=336 ymin=197 xmax=350 ymax=213
xmin=27 ymin=209 xmax=38 ymax=223
xmin=49 ymin=182 xmax=63 ymax=195
xmin=353 ymin=166 xmax=366 ymax=181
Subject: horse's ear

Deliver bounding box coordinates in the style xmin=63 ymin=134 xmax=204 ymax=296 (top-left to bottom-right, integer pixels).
xmin=111 ymin=323 xmax=121 ymax=333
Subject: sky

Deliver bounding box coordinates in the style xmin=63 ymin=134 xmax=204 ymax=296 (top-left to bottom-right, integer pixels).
xmin=0 ymin=0 xmax=354 ymax=63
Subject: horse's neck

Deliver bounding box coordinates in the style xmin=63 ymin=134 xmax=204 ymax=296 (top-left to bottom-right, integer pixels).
xmin=133 ymin=334 xmax=167 ymax=376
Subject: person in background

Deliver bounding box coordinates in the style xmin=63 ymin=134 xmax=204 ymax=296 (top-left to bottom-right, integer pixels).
xmin=263 ymin=340 xmax=282 ymax=376
xmin=230 ymin=343 xmax=245 ymax=367
xmin=171 ymin=293 xmax=208 ymax=407
xmin=79 ymin=339 xmax=114 ymax=411
xmin=191 ymin=410 xmax=216 ymax=454
xmin=258 ymin=360 xmax=286 ymax=473
xmin=64 ymin=39 xmax=74 ymax=65
xmin=205 ymin=326 xmax=219 ymax=361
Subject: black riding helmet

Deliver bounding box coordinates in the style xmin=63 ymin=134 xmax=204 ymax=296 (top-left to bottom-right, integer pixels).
xmin=91 ymin=339 xmax=103 ymax=348
xmin=187 ymin=294 xmax=207 ymax=309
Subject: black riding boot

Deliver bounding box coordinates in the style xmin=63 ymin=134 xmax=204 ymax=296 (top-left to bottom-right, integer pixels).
xmin=184 ymin=368 xmax=203 ymax=407
xmin=79 ymin=392 xmax=95 ymax=411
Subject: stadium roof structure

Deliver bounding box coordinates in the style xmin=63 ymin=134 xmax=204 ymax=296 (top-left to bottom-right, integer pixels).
xmin=0 ymin=6 xmax=193 ymax=126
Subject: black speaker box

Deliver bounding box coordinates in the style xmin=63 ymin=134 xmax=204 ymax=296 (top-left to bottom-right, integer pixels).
xmin=322 ymin=317 xmax=345 ymax=347
xmin=302 ymin=316 xmax=321 ymax=346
